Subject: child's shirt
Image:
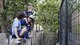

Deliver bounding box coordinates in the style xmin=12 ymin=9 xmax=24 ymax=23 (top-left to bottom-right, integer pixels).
xmin=23 ymin=11 xmax=33 ymax=16
xmin=11 ymin=18 xmax=21 ymax=35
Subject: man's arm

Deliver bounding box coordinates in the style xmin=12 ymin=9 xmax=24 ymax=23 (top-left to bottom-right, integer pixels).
xmin=24 ymin=18 xmax=28 ymax=24
xmin=31 ymin=22 xmax=34 ymax=29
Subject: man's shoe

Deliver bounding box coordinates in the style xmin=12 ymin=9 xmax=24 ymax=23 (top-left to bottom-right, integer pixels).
xmin=16 ymin=39 xmax=21 ymax=45
xmin=17 ymin=43 xmax=21 ymax=45
xmin=23 ymin=38 xmax=26 ymax=43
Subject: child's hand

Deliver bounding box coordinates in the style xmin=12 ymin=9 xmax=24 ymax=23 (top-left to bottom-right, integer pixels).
xmin=17 ymin=38 xmax=22 ymax=41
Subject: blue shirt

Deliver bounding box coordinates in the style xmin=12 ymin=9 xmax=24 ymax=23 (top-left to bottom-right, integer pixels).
xmin=23 ymin=11 xmax=33 ymax=16
xmin=20 ymin=18 xmax=32 ymax=32
xmin=11 ymin=18 xmax=21 ymax=35
xmin=20 ymin=18 xmax=28 ymax=26
xmin=26 ymin=11 xmax=33 ymax=16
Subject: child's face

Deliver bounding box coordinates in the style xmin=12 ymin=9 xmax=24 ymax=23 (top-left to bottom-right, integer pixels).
xmin=28 ymin=5 xmax=33 ymax=10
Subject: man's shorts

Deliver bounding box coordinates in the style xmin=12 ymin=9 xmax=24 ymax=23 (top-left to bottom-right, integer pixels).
xmin=27 ymin=26 xmax=32 ymax=32
xmin=20 ymin=19 xmax=32 ymax=32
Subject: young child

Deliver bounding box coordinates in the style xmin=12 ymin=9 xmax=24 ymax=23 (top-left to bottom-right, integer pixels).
xmin=11 ymin=11 xmax=26 ymax=45
xmin=23 ymin=3 xmax=33 ymax=16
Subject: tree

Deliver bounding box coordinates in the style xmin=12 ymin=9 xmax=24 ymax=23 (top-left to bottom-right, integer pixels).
xmin=0 ymin=0 xmax=34 ymax=32
xmin=33 ymin=0 xmax=61 ymax=32
xmin=0 ymin=0 xmax=62 ymax=33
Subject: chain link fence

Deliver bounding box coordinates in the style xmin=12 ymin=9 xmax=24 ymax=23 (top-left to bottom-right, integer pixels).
xmin=59 ymin=0 xmax=80 ymax=45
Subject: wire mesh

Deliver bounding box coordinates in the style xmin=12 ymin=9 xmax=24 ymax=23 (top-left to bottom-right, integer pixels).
xmin=59 ymin=0 xmax=80 ymax=45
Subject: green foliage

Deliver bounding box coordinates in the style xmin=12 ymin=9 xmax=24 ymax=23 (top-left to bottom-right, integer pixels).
xmin=0 ymin=0 xmax=32 ymax=32
xmin=34 ymin=0 xmax=61 ymax=32
xmin=0 ymin=0 xmax=61 ymax=32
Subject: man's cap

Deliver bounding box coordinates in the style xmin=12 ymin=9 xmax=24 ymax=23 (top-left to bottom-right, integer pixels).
xmin=29 ymin=15 xmax=34 ymax=19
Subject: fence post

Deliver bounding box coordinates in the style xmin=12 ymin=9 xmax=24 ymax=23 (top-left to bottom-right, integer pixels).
xmin=65 ymin=0 xmax=68 ymax=45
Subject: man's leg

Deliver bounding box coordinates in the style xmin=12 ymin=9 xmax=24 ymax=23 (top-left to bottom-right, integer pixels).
xmin=19 ymin=26 xmax=27 ymax=37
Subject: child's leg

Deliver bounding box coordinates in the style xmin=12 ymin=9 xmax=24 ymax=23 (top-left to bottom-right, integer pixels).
xmin=19 ymin=26 xmax=27 ymax=36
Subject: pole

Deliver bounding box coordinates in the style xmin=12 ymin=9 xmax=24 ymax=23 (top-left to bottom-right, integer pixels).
xmin=65 ymin=0 xmax=68 ymax=45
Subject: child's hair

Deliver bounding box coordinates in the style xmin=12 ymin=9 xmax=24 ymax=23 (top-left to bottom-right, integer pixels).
xmin=28 ymin=3 xmax=33 ymax=6
xmin=16 ymin=11 xmax=25 ymax=19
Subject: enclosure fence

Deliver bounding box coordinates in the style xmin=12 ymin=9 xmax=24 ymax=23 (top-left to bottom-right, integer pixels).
xmin=59 ymin=0 xmax=80 ymax=45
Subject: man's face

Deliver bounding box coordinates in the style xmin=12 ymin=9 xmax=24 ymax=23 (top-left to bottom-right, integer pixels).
xmin=28 ymin=17 xmax=32 ymax=22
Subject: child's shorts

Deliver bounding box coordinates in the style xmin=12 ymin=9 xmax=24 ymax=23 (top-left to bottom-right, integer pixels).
xmin=11 ymin=26 xmax=32 ymax=39
xmin=12 ymin=30 xmax=29 ymax=39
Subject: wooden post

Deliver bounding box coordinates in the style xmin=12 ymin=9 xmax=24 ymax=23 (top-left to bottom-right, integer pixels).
xmin=0 ymin=0 xmax=3 ymax=13
xmin=0 ymin=0 xmax=3 ymax=33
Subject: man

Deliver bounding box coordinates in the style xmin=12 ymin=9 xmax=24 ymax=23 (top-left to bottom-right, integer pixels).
xmin=24 ymin=3 xmax=34 ymax=32
xmin=20 ymin=15 xmax=34 ymax=38
xmin=11 ymin=11 xmax=27 ymax=45
xmin=20 ymin=3 xmax=34 ymax=38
